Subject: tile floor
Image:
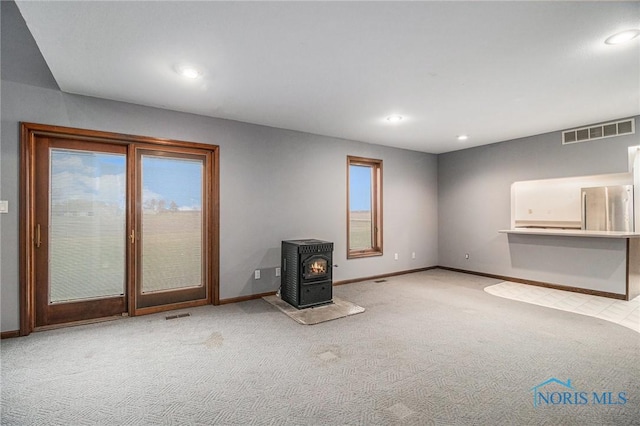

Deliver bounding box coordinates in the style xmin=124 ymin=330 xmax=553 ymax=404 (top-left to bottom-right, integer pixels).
xmin=484 ymin=282 xmax=640 ymax=334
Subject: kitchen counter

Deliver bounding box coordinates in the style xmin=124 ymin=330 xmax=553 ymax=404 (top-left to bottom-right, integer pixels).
xmin=499 ymin=228 xmax=640 ymax=238
xmin=500 ymin=229 xmax=640 ymax=301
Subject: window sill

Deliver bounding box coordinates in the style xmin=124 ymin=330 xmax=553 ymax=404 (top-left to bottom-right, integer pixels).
xmin=347 ymin=250 xmax=383 ymax=259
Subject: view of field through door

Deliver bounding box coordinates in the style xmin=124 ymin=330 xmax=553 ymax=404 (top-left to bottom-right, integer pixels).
xmin=135 ymin=148 xmax=211 ymax=311
xmin=21 ymin=123 xmax=219 ymax=334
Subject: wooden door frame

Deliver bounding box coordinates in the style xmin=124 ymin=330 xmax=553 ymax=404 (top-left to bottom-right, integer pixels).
xmin=19 ymin=122 xmax=220 ymax=336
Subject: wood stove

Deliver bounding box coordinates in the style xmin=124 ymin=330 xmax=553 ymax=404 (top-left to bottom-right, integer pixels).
xmin=281 ymin=239 xmax=333 ymax=309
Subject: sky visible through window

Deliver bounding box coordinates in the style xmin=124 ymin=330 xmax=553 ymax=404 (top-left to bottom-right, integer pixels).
xmin=51 ymin=150 xmax=203 ymax=211
xmin=142 ymin=156 xmax=202 ymax=210
xmin=50 ymin=150 xmax=125 ymax=208
xmin=350 ymin=165 xmax=372 ymax=211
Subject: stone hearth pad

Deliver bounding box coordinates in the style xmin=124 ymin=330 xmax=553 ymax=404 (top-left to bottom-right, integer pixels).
xmin=262 ymin=295 xmax=365 ymax=325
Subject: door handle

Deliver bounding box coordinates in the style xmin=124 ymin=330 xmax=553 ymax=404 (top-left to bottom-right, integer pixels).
xmin=130 ymin=230 xmax=135 ymax=244
xmin=35 ymin=224 xmax=41 ymax=248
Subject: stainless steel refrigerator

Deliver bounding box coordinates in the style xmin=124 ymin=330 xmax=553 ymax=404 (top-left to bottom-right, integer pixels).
xmin=581 ymin=185 xmax=634 ymax=232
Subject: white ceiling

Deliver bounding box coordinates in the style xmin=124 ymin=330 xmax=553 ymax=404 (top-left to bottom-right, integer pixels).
xmin=15 ymin=1 xmax=640 ymax=154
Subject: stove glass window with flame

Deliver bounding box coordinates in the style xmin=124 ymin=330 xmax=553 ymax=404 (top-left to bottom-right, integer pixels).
xmin=303 ymin=256 xmax=329 ymax=281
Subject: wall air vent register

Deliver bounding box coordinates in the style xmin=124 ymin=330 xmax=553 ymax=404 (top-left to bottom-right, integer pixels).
xmin=562 ymin=119 xmax=635 ymax=145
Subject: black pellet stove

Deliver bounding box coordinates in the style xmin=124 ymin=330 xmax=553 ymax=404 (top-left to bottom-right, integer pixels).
xmin=281 ymin=239 xmax=333 ymax=309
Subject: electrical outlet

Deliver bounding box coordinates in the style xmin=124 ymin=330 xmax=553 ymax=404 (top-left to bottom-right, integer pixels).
xmin=465 ymin=253 xmax=470 ymax=260
xmin=275 ymin=267 xmax=281 ymax=277
xmin=394 ymin=253 xmax=398 ymax=260
xmin=254 ymin=270 xmax=261 ymax=279
xmin=412 ymin=252 xmax=416 ymax=259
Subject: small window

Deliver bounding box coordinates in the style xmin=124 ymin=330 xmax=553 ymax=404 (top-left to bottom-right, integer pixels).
xmin=347 ymin=156 xmax=383 ymax=258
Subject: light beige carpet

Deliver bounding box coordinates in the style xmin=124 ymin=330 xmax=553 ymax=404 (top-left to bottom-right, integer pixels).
xmin=3 ymin=270 xmax=639 ymax=424
xmin=262 ymin=295 xmax=365 ymax=325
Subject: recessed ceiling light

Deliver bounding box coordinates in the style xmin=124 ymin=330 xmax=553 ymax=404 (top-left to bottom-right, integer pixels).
xmin=175 ymin=64 xmax=202 ymax=79
xmin=386 ymin=115 xmax=404 ymax=123
xmin=604 ymin=29 xmax=640 ymax=45
xmin=457 ymin=135 xmax=469 ymax=141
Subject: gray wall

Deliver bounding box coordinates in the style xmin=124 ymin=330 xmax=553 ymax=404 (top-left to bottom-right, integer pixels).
xmin=0 ymin=3 xmax=438 ymax=332
xmin=438 ymin=119 xmax=640 ymax=278
xmin=4 ymin=0 xmax=638 ymax=332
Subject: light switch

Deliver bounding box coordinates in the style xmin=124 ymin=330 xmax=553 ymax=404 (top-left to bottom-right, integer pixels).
xmin=0 ymin=200 xmax=8 ymax=214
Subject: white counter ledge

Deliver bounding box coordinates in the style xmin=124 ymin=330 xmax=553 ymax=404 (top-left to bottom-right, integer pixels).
xmin=499 ymin=228 xmax=640 ymax=238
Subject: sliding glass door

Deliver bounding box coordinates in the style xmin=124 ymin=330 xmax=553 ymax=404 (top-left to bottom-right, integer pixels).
xmin=23 ymin=123 xmax=218 ymax=332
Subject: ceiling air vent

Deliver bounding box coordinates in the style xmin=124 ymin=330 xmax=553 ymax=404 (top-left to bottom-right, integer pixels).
xmin=562 ymin=119 xmax=635 ymax=145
